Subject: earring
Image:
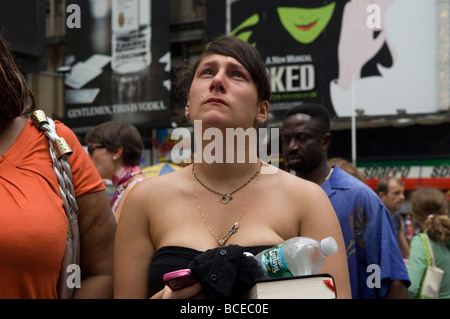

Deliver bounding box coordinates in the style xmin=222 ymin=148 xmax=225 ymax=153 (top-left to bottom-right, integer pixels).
xmin=185 ymin=101 xmax=190 ymax=118
xmin=256 ymin=117 xmax=262 ymax=122
xmin=112 ymin=156 xmax=117 ymax=160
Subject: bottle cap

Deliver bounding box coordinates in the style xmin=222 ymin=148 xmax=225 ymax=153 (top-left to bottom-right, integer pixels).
xmin=320 ymin=237 xmax=338 ymax=256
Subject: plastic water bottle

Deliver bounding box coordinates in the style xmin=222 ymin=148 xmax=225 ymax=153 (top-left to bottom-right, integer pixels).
xmin=253 ymin=237 xmax=338 ymax=278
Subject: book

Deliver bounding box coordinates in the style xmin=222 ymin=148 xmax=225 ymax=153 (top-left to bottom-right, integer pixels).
xmin=245 ymin=273 xmax=336 ymax=299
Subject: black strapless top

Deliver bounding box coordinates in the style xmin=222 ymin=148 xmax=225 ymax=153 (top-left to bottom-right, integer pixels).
xmin=148 ymin=245 xmax=272 ymax=296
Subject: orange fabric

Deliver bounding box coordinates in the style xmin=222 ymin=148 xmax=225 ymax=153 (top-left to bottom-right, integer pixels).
xmin=0 ymin=119 xmax=105 ymax=298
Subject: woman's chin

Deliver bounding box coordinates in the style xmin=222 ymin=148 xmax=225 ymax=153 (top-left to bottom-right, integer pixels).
xmin=195 ymin=115 xmax=231 ymax=129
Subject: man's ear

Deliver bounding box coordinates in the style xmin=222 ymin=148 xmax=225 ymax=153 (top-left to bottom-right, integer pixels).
xmin=322 ymin=132 xmax=332 ymax=151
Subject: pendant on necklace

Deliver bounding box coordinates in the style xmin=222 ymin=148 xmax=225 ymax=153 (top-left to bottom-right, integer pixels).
xmin=220 ymin=194 xmax=233 ymax=204
xmin=219 ymin=222 xmax=239 ymax=245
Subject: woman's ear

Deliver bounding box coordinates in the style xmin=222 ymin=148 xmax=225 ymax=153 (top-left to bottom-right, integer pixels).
xmin=113 ymin=145 xmax=124 ymax=160
xmin=185 ymin=96 xmax=190 ymax=118
xmin=255 ymin=100 xmax=269 ymax=125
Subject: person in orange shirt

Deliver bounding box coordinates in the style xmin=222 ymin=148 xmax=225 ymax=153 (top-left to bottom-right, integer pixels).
xmin=0 ymin=35 xmax=116 ymax=298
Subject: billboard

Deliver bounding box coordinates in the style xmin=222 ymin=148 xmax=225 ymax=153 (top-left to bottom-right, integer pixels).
xmin=359 ymin=159 xmax=450 ymax=190
xmin=207 ymin=0 xmax=448 ymax=121
xmin=64 ymin=0 xmax=171 ymax=131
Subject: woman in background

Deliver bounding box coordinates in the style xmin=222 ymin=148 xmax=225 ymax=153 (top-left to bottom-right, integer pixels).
xmin=407 ymin=187 xmax=450 ymax=299
xmin=85 ymin=121 xmax=145 ymax=221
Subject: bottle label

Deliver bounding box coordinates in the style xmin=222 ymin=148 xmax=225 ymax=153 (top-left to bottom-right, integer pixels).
xmin=258 ymin=243 xmax=293 ymax=278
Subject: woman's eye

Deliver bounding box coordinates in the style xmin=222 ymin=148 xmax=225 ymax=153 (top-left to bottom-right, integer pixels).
xmin=199 ymin=69 xmax=213 ymax=77
xmin=231 ymin=72 xmax=245 ymax=79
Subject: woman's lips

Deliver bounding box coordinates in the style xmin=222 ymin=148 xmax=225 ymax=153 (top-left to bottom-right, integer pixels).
xmin=205 ymin=98 xmax=227 ymax=106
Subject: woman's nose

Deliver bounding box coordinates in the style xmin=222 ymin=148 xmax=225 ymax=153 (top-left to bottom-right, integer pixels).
xmin=209 ymin=72 xmax=227 ymax=93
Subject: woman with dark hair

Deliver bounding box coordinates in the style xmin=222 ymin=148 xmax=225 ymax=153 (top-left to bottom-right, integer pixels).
xmin=0 ymin=35 xmax=116 ymax=298
xmin=85 ymin=120 xmax=145 ymax=221
xmin=114 ymin=35 xmax=351 ymax=299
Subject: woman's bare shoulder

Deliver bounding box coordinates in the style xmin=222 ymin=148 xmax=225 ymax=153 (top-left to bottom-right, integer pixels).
xmin=271 ymin=167 xmax=323 ymax=192
xmin=119 ymin=166 xmax=191 ymax=220
xmin=124 ymin=166 xmax=191 ymax=203
xmin=267 ymin=167 xmax=329 ymax=208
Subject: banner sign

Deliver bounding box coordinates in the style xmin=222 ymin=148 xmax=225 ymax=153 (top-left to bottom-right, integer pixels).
xmin=207 ymin=0 xmax=444 ymax=121
xmin=358 ymin=159 xmax=450 ymax=190
xmin=65 ymin=0 xmax=171 ymax=131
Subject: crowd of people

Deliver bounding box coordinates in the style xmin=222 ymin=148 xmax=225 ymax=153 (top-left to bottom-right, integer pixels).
xmin=1 ymin=33 xmax=449 ymax=299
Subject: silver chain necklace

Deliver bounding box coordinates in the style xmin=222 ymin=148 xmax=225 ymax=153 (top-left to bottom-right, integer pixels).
xmin=192 ymin=161 xmax=263 ymax=204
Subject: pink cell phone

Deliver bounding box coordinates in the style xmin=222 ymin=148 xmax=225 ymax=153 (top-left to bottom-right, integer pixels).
xmin=163 ymin=269 xmax=197 ymax=291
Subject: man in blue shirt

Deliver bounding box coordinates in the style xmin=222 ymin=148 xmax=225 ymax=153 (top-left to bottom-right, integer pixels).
xmin=281 ymin=103 xmax=410 ymax=298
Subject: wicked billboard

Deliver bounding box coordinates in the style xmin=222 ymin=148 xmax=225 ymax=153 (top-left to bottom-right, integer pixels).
xmin=64 ymin=0 xmax=171 ymax=131
xmin=207 ymin=0 xmax=443 ymax=121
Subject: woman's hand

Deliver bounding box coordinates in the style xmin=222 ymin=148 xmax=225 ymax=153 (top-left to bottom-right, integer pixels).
xmin=153 ymin=283 xmax=204 ymax=299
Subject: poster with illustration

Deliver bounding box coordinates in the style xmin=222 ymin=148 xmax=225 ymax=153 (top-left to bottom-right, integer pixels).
xmin=207 ymin=0 xmax=445 ymax=120
xmin=65 ymin=0 xmax=171 ymax=131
